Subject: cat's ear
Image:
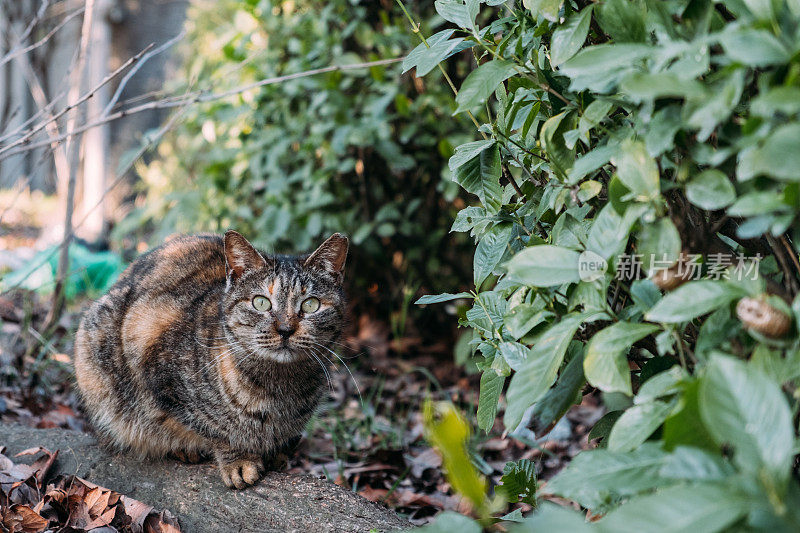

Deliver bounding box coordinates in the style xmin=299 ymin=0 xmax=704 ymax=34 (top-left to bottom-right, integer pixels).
xmin=224 ymin=230 xmax=267 ymax=281
xmin=304 ymin=233 xmax=348 ymax=283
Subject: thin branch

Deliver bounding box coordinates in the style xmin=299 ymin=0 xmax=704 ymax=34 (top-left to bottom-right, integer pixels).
xmin=102 ymin=30 xmax=185 ymax=116
xmin=0 ymin=0 xmax=50 ymax=67
xmin=0 ymin=57 xmax=405 ymax=160
xmin=0 ymin=43 xmax=156 ymax=157
xmin=0 ymin=6 xmax=85 ymax=69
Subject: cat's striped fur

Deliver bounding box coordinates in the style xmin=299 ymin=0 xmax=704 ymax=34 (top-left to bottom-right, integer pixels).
xmin=74 ymin=231 xmax=348 ymax=488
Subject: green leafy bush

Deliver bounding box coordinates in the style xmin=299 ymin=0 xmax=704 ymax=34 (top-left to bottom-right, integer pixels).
xmin=127 ymin=0 xmax=474 ymax=316
xmin=411 ymin=0 xmax=800 ymax=529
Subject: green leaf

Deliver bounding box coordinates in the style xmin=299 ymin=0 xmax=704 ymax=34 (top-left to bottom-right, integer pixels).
xmin=435 ymin=0 xmax=479 ymax=30
xmin=637 ymin=218 xmax=681 ymax=273
xmin=497 ymin=459 xmax=537 ymax=504
xmin=567 ymin=144 xmax=616 ymax=184
xmin=465 ymin=291 xmax=508 ymax=334
xmin=550 ymin=7 xmax=593 ymax=66
xmin=598 ymin=483 xmax=747 ymax=533
xmin=416 ymin=292 xmax=472 ymax=304
xmin=645 ymin=105 xmax=682 ymax=156
xmin=629 ymin=279 xmax=661 ymax=312
xmin=751 ymin=87 xmax=800 ymax=117
xmin=474 ymin=223 xmax=512 ymax=287
xmin=597 ymin=0 xmax=647 ymax=42
xmin=449 ymin=140 xmax=496 ymax=171
xmin=588 ymin=410 xmax=623 ymax=446
xmin=455 ymin=60 xmax=519 ymax=114
xmin=579 ymin=100 xmax=614 ymax=135
xmin=699 ymin=355 xmax=794 ymax=487
xmin=635 ymin=366 xmax=686 ymax=405
xmin=720 ymin=28 xmax=789 ymax=67
xmin=564 ymin=43 xmax=653 ymax=92
xmin=509 ymin=503 xmax=593 ymax=532
xmin=659 ymin=446 xmax=735 ymax=481
xmin=645 ymin=281 xmax=742 ymax=323
xmin=685 ymin=170 xmax=736 ymax=210
xmin=685 ymin=70 xmax=744 ymax=141
xmin=504 ymin=305 xmax=552 ymax=340
xmin=611 ymin=139 xmax=660 ymax=201
xmin=663 ymin=380 xmax=718 ymax=452
xmin=607 ymin=400 xmax=674 ymax=452
xmin=695 ymin=306 xmax=736 ymax=360
xmin=402 ymin=30 xmax=473 ymax=76
xmin=585 ymin=322 xmax=659 ymax=395
xmin=742 ymin=0 xmax=777 ymax=19
xmin=586 ymin=203 xmax=643 ymax=260
xmin=417 ymin=511 xmax=482 ymax=533
xmin=453 ymin=143 xmax=504 ymax=213
xmin=423 ymin=402 xmax=487 ymax=513
xmin=546 ymin=443 xmax=669 ymax=510
xmin=452 ymin=206 xmax=493 ymax=234
xmin=505 ymin=245 xmax=582 ymax=287
xmin=726 ymin=191 xmax=788 ymax=216
xmin=504 ymin=314 xmax=588 ymax=428
xmin=498 ymin=341 xmax=530 ymax=371
xmin=738 ymin=124 xmax=800 ymax=181
xmin=620 ymin=72 xmax=706 ymax=102
xmin=522 ymin=0 xmax=563 ymax=22
xmin=540 ymin=112 xmax=576 ymax=179
xmin=477 ymin=371 xmax=505 ymax=432
xmin=577 ymin=180 xmax=602 ymax=202
xmin=532 ymin=349 xmax=586 ymax=430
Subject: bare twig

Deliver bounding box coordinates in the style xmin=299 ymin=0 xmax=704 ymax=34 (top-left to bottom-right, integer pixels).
xmin=0 ymin=57 xmax=405 ymax=161
xmin=0 ymin=0 xmax=50 ymax=67
xmin=0 ymin=43 xmax=156 ymax=157
xmin=102 ymin=30 xmax=185 ymax=116
xmin=0 ymin=6 xmax=85 ymax=69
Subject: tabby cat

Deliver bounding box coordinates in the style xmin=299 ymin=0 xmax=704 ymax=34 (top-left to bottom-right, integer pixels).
xmin=74 ymin=231 xmax=348 ymax=489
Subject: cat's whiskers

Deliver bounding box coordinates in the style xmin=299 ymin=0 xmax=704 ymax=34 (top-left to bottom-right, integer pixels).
xmin=309 ymin=340 xmax=363 ymax=406
xmin=302 ymin=345 xmax=334 ymax=393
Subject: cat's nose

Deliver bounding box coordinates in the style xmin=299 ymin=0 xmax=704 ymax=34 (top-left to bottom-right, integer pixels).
xmin=276 ymin=323 xmax=296 ymax=339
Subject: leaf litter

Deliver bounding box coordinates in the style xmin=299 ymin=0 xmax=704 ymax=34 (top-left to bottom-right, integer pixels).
xmin=0 ymin=446 xmax=180 ymax=533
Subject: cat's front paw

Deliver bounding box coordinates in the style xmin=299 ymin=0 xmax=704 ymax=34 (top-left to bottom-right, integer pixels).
xmin=217 ymin=454 xmax=264 ymax=489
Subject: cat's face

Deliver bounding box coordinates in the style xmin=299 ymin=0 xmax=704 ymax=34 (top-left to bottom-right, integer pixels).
xmin=221 ymin=231 xmax=348 ymax=363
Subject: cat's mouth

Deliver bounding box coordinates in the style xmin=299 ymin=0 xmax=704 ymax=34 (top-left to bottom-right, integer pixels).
xmin=268 ymin=348 xmax=298 ymax=363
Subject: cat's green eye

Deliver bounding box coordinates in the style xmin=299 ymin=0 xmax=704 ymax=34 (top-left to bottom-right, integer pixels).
xmin=252 ymin=296 xmax=272 ymax=312
xmin=301 ymin=297 xmax=320 ymax=314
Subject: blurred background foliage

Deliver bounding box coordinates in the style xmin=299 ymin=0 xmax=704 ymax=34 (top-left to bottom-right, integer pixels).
xmin=121 ymin=0 xmax=476 ymax=330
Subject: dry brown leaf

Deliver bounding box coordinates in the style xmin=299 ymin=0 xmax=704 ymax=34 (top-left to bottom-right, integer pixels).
xmin=121 ymin=495 xmax=154 ymax=529
xmin=88 ymin=489 xmax=113 ymax=517
xmin=30 ymin=449 xmax=58 ymax=485
xmin=14 ymin=447 xmax=48 ymax=457
xmin=144 ymin=510 xmax=181 ymax=533
xmin=82 ymin=487 xmax=104 ymax=514
xmin=0 ymin=452 xmax=14 ymax=471
xmin=85 ymin=504 xmax=116 ymax=529
xmin=1 ymin=503 xmax=49 ymax=533
xmin=43 ymin=486 xmax=68 ymax=504
xmin=66 ymin=500 xmax=91 ymax=529
xmin=358 ymin=486 xmax=389 ymax=502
